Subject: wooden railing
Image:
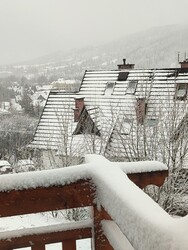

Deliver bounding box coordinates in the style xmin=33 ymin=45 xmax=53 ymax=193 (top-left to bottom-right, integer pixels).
xmin=0 ymin=155 xmax=170 ymax=250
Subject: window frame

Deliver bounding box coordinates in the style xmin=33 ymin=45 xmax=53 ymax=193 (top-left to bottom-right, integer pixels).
xmin=175 ymin=83 xmax=188 ymax=100
xmin=104 ymin=81 xmax=116 ymax=95
xmin=147 ymin=118 xmax=158 ymax=127
xmin=126 ymin=80 xmax=138 ymax=94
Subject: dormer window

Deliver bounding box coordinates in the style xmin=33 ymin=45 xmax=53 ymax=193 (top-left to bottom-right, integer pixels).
xmin=175 ymin=83 xmax=188 ymax=100
xmin=105 ymin=82 xmax=115 ymax=95
xmin=126 ymin=80 xmax=138 ymax=94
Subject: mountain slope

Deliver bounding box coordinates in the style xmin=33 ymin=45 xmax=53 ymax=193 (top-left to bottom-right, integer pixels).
xmin=27 ymin=24 xmax=188 ymax=69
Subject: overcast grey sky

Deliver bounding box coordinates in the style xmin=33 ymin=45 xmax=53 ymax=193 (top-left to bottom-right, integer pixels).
xmin=0 ymin=0 xmax=188 ymax=65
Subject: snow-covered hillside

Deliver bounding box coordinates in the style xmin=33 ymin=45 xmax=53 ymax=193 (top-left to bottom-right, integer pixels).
xmin=2 ymin=24 xmax=188 ymax=82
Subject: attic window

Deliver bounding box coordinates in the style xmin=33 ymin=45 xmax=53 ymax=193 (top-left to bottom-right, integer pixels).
xmin=147 ymin=119 xmax=158 ymax=127
xmin=105 ymin=82 xmax=115 ymax=95
xmin=120 ymin=118 xmax=132 ymax=135
xmin=175 ymin=83 xmax=188 ymax=100
xmin=118 ymin=72 xmax=129 ymax=81
xmin=149 ymin=72 xmax=154 ymax=80
xmin=167 ymin=71 xmax=177 ymax=78
xmin=126 ymin=80 xmax=138 ymax=94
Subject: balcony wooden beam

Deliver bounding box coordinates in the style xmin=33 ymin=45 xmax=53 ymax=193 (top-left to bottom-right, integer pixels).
xmin=0 ymin=170 xmax=168 ymax=218
xmin=0 ymin=179 xmax=94 ymax=217
xmin=0 ymin=227 xmax=92 ymax=250
xmin=127 ymin=170 xmax=168 ymax=189
xmin=92 ymin=206 xmax=114 ymax=250
xmin=63 ymin=239 xmax=76 ymax=250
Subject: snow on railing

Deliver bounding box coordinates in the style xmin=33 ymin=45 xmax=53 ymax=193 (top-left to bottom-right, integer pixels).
xmin=0 ymin=154 xmax=186 ymax=250
xmin=102 ymin=220 xmax=134 ymax=250
xmin=0 ymin=218 xmax=92 ymax=241
xmin=85 ymin=155 xmax=188 ymax=250
xmin=0 ymin=155 xmax=167 ymax=193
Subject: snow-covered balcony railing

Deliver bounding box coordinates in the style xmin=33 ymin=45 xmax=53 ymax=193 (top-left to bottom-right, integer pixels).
xmin=0 ymin=154 xmax=181 ymax=250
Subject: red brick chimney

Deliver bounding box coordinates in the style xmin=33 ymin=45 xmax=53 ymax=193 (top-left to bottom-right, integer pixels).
xmin=180 ymin=59 xmax=188 ymax=68
xmin=117 ymin=58 xmax=135 ymax=70
xmin=73 ymin=97 xmax=85 ymax=122
xmin=136 ymin=98 xmax=147 ymax=124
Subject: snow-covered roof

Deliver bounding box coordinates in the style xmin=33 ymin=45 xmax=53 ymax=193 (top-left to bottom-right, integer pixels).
xmin=0 ymin=160 xmax=11 ymax=168
xmin=0 ymin=108 xmax=10 ymax=115
xmin=30 ymin=67 xmax=188 ymax=158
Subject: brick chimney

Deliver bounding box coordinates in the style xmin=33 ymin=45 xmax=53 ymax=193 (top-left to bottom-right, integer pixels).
xmin=136 ymin=98 xmax=147 ymax=124
xmin=73 ymin=97 xmax=85 ymax=122
xmin=179 ymin=59 xmax=188 ymax=68
xmin=117 ymin=58 xmax=135 ymax=70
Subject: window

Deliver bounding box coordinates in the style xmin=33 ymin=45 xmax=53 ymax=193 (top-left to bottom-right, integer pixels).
xmin=120 ymin=118 xmax=132 ymax=135
xmin=126 ymin=80 xmax=138 ymax=94
xmin=117 ymin=117 xmax=132 ymax=135
xmin=105 ymin=82 xmax=115 ymax=95
xmin=147 ymin=119 xmax=158 ymax=127
xmin=149 ymin=72 xmax=155 ymax=80
xmin=167 ymin=71 xmax=177 ymax=78
xmin=118 ymin=72 xmax=129 ymax=81
xmin=175 ymin=83 xmax=188 ymax=100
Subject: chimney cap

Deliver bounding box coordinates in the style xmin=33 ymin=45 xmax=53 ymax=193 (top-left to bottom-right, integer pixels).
xmin=74 ymin=96 xmax=85 ymax=100
xmin=179 ymin=59 xmax=188 ymax=68
xmin=117 ymin=58 xmax=135 ymax=70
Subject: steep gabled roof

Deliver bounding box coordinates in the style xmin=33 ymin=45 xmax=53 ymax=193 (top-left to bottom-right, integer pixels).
xmin=29 ymin=91 xmax=76 ymax=150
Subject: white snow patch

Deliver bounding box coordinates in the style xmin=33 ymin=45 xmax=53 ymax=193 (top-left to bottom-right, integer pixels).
xmin=0 ymin=164 xmax=90 ymax=192
xmin=0 ymin=215 xmax=92 ymax=240
xmin=85 ymin=154 xmax=188 ymax=250
xmin=118 ymin=160 xmax=168 ymax=173
xmin=102 ymin=220 xmax=134 ymax=250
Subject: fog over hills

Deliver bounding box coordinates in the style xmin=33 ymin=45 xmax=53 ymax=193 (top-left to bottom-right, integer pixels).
xmin=1 ymin=24 xmax=188 ymax=81
xmin=24 ymin=24 xmax=188 ymax=70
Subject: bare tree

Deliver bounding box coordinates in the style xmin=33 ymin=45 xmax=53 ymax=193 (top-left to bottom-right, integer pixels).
xmin=112 ymin=96 xmax=188 ymax=216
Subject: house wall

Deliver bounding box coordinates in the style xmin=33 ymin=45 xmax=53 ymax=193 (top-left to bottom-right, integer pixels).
xmin=41 ymin=150 xmax=82 ymax=169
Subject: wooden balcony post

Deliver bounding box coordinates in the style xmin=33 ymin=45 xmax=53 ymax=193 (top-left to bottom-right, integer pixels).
xmin=32 ymin=243 xmax=45 ymax=250
xmin=63 ymin=239 xmax=76 ymax=250
xmin=93 ymin=206 xmax=114 ymax=250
